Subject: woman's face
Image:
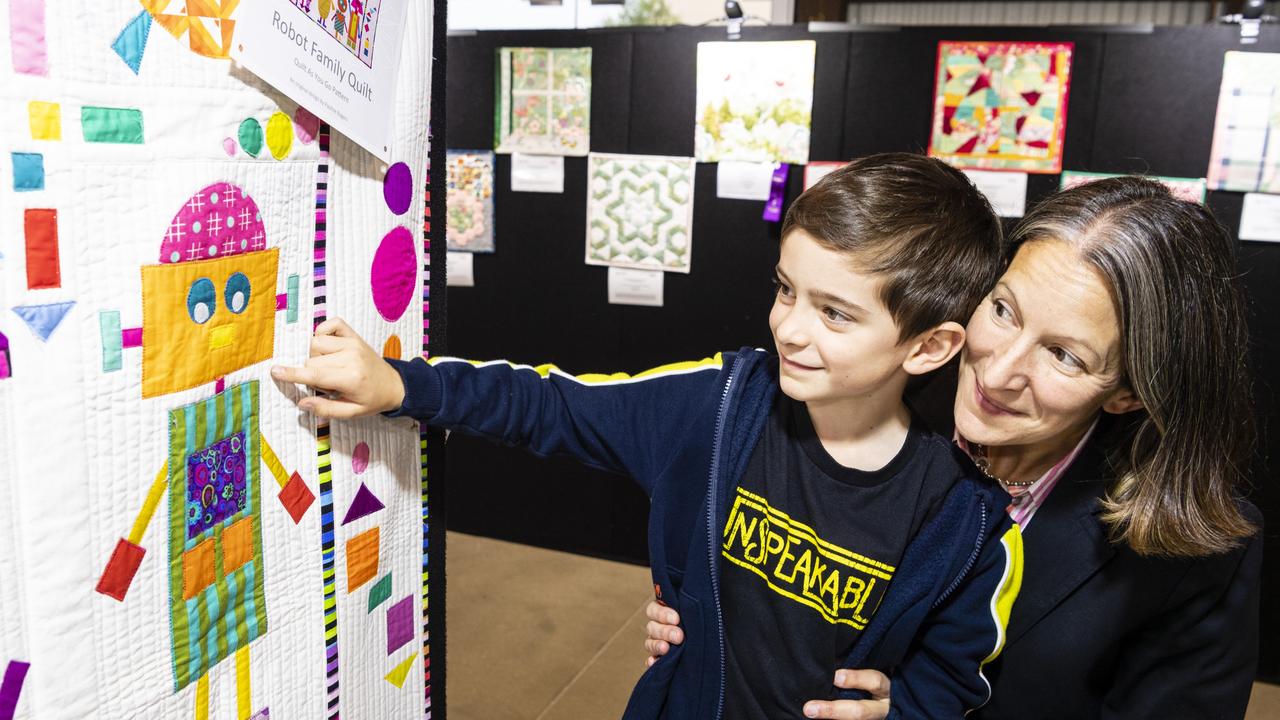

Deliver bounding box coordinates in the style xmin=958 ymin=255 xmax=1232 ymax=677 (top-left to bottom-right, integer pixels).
xmin=955 ymin=239 xmax=1140 ymax=449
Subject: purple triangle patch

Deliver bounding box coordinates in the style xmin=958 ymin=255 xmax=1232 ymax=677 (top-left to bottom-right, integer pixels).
xmin=341 ymin=482 xmax=385 ymax=525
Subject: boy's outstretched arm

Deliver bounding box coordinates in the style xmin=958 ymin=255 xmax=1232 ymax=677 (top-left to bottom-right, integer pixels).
xmin=273 ymin=318 xmax=732 ymax=489
xmin=885 ymin=521 xmax=1023 ymax=719
xmin=271 ymin=318 xmax=407 ymax=419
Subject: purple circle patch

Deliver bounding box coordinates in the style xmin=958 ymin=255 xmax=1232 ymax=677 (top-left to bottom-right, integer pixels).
xmin=383 ymin=162 xmax=413 ymax=216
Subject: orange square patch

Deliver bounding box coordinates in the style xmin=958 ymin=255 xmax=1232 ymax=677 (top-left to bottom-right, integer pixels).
xmin=183 ymin=538 xmax=216 ymax=600
xmin=346 ymin=527 xmax=380 ymax=593
xmin=223 ymin=516 xmax=255 ymax=574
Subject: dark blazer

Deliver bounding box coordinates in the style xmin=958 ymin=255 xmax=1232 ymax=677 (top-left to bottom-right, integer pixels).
xmin=977 ymin=435 xmax=1263 ymax=720
xmin=910 ymin=368 xmax=1264 ymax=720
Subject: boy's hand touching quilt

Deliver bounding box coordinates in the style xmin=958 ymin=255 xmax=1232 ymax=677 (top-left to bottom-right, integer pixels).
xmin=271 ymin=318 xmax=406 ymax=419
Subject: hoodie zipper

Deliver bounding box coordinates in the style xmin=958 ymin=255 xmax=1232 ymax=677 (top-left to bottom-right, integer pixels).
xmin=706 ymin=356 xmax=742 ymax=720
xmin=933 ymin=502 xmax=989 ymax=609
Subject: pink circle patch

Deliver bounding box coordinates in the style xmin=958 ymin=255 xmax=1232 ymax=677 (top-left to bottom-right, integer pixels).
xmin=352 ymin=441 xmax=370 ymax=474
xmin=222 ymin=137 xmax=236 ymax=156
xmin=161 ymin=182 xmax=266 ymax=264
xmin=294 ymin=106 xmax=320 ymax=145
xmin=370 ymin=226 xmax=417 ymax=322
xmin=383 ymin=162 xmax=413 ymax=216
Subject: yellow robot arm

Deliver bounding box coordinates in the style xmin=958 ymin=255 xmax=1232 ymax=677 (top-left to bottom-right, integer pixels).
xmin=96 ymin=462 xmax=167 ymax=601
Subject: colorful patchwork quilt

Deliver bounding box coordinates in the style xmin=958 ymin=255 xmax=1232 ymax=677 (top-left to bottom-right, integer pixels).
xmin=0 ymin=2 xmax=438 ymax=719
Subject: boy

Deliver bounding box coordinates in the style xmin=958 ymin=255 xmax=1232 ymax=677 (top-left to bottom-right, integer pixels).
xmin=272 ymin=153 xmax=1022 ymax=719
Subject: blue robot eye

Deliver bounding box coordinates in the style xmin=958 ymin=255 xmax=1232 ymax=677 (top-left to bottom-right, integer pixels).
xmin=187 ymin=278 xmax=217 ymax=324
xmin=225 ymin=272 xmax=252 ymax=314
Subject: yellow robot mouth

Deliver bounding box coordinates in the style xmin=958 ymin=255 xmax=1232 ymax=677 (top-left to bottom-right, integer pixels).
xmin=209 ymin=325 xmax=236 ymax=350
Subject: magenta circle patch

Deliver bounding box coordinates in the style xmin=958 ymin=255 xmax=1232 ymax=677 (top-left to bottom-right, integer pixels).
xmin=383 ymin=162 xmax=413 ymax=215
xmin=370 ymin=226 xmax=417 ymax=322
xmin=352 ymin=441 xmax=370 ymax=474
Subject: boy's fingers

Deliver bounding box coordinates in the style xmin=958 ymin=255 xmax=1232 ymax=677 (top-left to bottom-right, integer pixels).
xmin=298 ymin=395 xmax=364 ymax=420
xmin=646 ymin=656 xmax=657 ymax=668
xmin=315 ymin=317 xmax=357 ymax=339
xmin=310 ymin=333 xmax=350 ymax=357
xmin=270 ymin=364 xmax=318 ymax=387
xmin=834 ymin=669 xmax=891 ymax=698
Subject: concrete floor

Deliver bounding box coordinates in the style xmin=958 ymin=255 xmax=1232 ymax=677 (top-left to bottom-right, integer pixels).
xmin=446 ymin=531 xmax=1280 ymax=719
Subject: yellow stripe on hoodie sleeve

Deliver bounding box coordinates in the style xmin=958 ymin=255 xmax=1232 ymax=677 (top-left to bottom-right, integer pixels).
xmin=427 ymin=353 xmax=725 ymax=385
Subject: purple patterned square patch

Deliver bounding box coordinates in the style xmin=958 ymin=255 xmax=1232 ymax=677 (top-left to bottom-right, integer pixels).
xmin=186 ymin=431 xmax=248 ymax=539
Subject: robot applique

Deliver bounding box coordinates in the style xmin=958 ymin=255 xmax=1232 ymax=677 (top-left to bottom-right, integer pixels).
xmin=94 ymin=182 xmax=313 ymax=716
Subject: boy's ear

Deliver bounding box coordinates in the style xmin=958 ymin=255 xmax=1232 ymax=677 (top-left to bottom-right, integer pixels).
xmin=902 ymin=321 xmax=965 ymax=376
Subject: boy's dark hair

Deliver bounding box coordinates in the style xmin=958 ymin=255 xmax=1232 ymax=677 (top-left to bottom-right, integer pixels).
xmin=781 ymin=152 xmax=1003 ymax=343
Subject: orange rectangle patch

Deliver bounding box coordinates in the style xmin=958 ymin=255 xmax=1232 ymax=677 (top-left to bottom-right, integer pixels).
xmin=183 ymin=538 xmax=216 ymax=600
xmin=223 ymin=516 xmax=254 ymax=574
xmin=346 ymin=527 xmax=380 ymax=593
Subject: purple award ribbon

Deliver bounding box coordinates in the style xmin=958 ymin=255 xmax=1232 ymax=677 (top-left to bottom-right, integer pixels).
xmin=763 ymin=163 xmax=790 ymax=222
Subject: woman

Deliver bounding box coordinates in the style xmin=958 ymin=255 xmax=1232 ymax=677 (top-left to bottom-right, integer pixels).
xmin=643 ymin=177 xmax=1264 ymax=719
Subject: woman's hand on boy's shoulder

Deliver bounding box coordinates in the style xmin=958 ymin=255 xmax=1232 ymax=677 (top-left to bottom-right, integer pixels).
xmin=271 ymin=317 xmax=406 ymax=419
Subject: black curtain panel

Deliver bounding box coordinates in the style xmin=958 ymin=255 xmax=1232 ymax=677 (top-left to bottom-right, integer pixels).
xmin=441 ymin=24 xmax=1280 ymax=683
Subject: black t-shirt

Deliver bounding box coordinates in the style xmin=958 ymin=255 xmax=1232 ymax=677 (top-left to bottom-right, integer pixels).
xmin=720 ymin=394 xmax=956 ymax=719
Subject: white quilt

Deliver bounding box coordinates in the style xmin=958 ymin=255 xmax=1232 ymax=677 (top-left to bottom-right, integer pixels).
xmin=0 ymin=2 xmax=435 ymax=718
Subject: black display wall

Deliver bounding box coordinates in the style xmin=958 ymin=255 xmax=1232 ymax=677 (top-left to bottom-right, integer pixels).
xmin=442 ymin=24 xmax=1280 ymax=682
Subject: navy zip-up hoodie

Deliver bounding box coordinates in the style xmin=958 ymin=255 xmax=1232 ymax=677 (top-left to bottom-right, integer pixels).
xmin=388 ymin=348 xmax=1023 ymax=720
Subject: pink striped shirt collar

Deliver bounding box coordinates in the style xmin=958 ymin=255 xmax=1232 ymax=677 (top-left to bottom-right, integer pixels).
xmin=955 ymin=417 xmax=1099 ymax=528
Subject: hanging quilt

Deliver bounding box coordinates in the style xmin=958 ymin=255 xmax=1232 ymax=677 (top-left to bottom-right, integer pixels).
xmin=694 ymin=40 xmax=815 ymax=165
xmin=929 ymin=41 xmax=1074 ymax=174
xmin=585 ymin=152 xmax=695 ymax=274
xmin=446 ymin=150 xmax=495 ymax=253
xmin=0 ymin=2 xmax=438 ymax=719
xmin=1207 ymin=51 xmax=1280 ymax=194
xmin=494 ymin=46 xmax=591 ymax=156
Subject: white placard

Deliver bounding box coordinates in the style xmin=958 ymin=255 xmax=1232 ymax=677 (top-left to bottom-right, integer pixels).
xmin=962 ymin=170 xmax=1028 ymax=218
xmin=1240 ymin=192 xmax=1280 ymax=242
xmin=717 ymin=161 xmax=776 ymax=201
xmin=511 ymin=153 xmax=566 ymax=193
xmin=232 ymin=0 xmax=410 ymax=162
xmin=447 ymin=251 xmax=476 ymax=287
xmin=607 ymin=267 xmax=664 ymax=307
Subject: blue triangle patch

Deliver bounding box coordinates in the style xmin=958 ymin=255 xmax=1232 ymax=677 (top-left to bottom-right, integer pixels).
xmin=112 ymin=10 xmax=152 ymax=75
xmin=13 ymin=302 xmax=75 ymax=342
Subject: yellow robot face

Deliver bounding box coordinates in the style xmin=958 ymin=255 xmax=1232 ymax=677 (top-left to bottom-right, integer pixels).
xmin=141 ymin=248 xmax=279 ymax=398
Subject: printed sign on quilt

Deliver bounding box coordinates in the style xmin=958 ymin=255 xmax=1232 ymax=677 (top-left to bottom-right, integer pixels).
xmin=928 ymin=41 xmax=1074 ymax=174
xmin=0 ymin=3 xmax=437 ymax=720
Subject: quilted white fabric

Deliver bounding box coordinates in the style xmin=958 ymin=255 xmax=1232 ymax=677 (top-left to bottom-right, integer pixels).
xmin=0 ymin=2 xmax=434 ymax=719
